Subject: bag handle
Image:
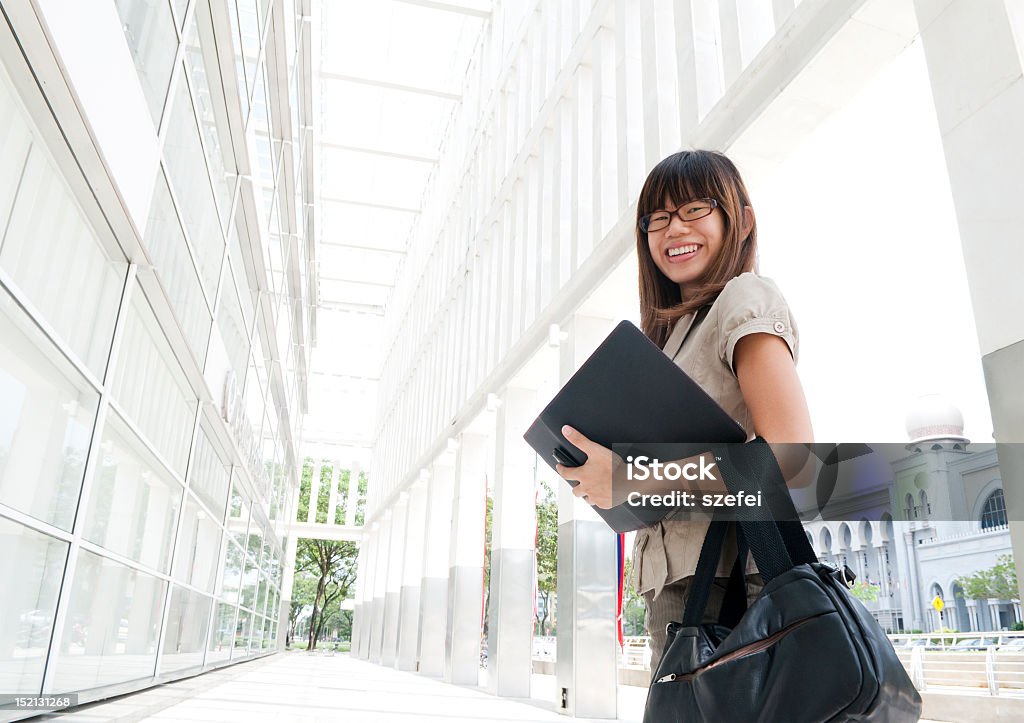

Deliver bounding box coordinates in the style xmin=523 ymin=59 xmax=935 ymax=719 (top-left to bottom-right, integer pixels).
xmin=682 ymin=439 xmax=818 ymax=625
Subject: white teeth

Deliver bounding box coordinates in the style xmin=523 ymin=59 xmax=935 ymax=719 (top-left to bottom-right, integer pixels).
xmin=668 ymin=245 xmax=698 ymax=257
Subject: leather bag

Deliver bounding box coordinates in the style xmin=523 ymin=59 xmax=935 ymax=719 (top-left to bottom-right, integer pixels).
xmin=643 ymin=439 xmax=923 ymax=723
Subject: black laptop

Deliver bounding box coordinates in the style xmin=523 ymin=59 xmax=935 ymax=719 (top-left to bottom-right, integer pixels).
xmin=523 ymin=320 xmax=746 ymax=532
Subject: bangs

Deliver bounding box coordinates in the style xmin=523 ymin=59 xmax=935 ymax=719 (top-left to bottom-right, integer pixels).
xmin=637 ymin=152 xmax=732 ymax=216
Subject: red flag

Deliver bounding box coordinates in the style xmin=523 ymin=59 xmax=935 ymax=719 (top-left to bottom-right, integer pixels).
xmin=616 ymin=533 xmax=625 ymax=649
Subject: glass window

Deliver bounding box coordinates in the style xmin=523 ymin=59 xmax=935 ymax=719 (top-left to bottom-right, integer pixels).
xmin=114 ymin=0 xmax=178 ymax=126
xmin=207 ymin=601 xmax=235 ymax=664
xmin=0 ymin=517 xmax=68 ymax=700
xmin=163 ymin=76 xmax=225 ymax=299
xmin=233 ymin=609 xmax=251 ymax=657
xmin=172 ymin=495 xmax=221 ymax=592
xmin=0 ymin=289 xmax=99 ymax=530
xmin=227 ymin=481 xmax=250 ymax=549
xmin=50 ymin=549 xmax=167 ymax=693
xmin=187 ymin=425 xmax=230 ymax=523
xmin=981 ymin=489 xmax=1007 ymax=529
xmin=111 ymin=286 xmax=198 ymax=478
xmin=0 ymin=65 xmax=32 ymax=235
xmin=217 ymin=539 xmax=244 ymax=605
xmin=240 ymin=552 xmax=259 ymax=611
xmin=0 ymin=143 xmax=126 ymax=378
xmin=217 ymin=263 xmax=250 ymax=386
xmin=83 ymin=412 xmax=183 ymax=574
xmin=144 ymin=171 xmax=213 ymax=359
xmin=160 ymin=586 xmax=212 ymax=674
xmin=184 ymin=2 xmax=238 ymax=222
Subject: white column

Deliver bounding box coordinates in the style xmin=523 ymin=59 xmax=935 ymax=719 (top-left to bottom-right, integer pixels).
xmin=418 ymin=464 xmax=455 ymax=676
xmin=913 ymin=0 xmax=1024 ymax=602
xmin=280 ymin=534 xmax=299 ymax=645
xmin=326 ymin=461 xmax=339 ymax=526
xmin=487 ymin=385 xmax=538 ymax=698
xmin=381 ymin=498 xmax=409 ymax=666
xmin=445 ymin=433 xmax=488 ymax=685
xmin=345 ymin=461 xmax=362 ymax=526
xmin=397 ymin=479 xmax=428 ymax=671
xmin=369 ymin=513 xmax=392 ymax=663
xmin=554 ymin=314 xmax=618 ymax=719
xmin=307 ymin=458 xmax=322 ymax=524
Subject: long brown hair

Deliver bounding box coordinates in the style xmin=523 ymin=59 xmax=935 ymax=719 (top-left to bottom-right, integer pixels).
xmin=637 ymin=150 xmax=758 ymax=348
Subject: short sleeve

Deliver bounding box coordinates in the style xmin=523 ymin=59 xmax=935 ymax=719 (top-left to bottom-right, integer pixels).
xmin=715 ymin=272 xmax=799 ymax=373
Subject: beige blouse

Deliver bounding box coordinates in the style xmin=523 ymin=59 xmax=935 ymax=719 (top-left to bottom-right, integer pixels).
xmin=632 ymin=272 xmax=799 ymax=598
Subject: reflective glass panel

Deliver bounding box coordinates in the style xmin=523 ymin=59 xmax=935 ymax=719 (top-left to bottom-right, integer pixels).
xmin=0 ymin=516 xmax=67 ymax=699
xmin=172 ymin=495 xmax=221 ymax=593
xmin=83 ymin=412 xmax=183 ymax=574
xmin=111 ymin=286 xmax=198 ymax=478
xmin=163 ymin=76 xmax=225 ymax=299
xmin=207 ymin=601 xmax=235 ymax=664
xmin=0 ymin=138 xmax=125 ymax=377
xmin=217 ymin=539 xmax=244 ymax=605
xmin=144 ymin=171 xmax=212 ymax=359
xmin=233 ymin=609 xmax=251 ymax=657
xmin=50 ymin=549 xmax=167 ymax=693
xmin=187 ymin=424 xmax=230 ymax=523
xmin=114 ymin=0 xmax=178 ymax=125
xmin=0 ymin=288 xmax=99 ymax=530
xmin=160 ymin=586 xmax=212 ymax=674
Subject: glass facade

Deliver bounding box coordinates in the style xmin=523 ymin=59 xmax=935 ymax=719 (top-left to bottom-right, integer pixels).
xmin=0 ymin=0 xmax=312 ymax=707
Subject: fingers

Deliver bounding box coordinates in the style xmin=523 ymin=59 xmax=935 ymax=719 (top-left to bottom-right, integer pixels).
xmin=561 ymin=424 xmax=596 ymax=452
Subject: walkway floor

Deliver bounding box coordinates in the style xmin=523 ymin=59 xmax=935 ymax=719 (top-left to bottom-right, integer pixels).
xmin=38 ymin=651 xmax=651 ymax=722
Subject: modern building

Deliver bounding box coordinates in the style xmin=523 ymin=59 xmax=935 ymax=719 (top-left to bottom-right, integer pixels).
xmin=2 ymin=0 xmax=1024 ymax=720
xmin=0 ymin=0 xmax=313 ymax=710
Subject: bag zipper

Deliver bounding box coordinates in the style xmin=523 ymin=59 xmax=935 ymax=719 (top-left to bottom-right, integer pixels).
xmin=655 ymin=615 xmax=819 ymax=683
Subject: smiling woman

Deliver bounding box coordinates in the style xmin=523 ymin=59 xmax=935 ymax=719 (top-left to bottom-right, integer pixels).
xmin=554 ymin=150 xmax=814 ymax=676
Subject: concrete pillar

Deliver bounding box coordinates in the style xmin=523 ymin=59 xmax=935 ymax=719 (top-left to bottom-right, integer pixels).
xmin=308 ymin=458 xmax=322 ymax=523
xmin=369 ymin=513 xmax=392 ymax=663
xmin=418 ymin=464 xmax=455 ymax=676
xmin=346 ymin=461 xmax=362 ymax=526
xmin=445 ymin=433 xmax=488 ymax=685
xmin=381 ymin=499 xmax=409 ymax=666
xmin=350 ymin=542 xmax=366 ymax=655
xmin=487 ymin=386 xmax=538 ymax=698
xmin=987 ymin=598 xmax=1000 ymax=631
xmin=967 ymin=600 xmax=978 ymax=633
xmin=280 ymin=534 xmax=299 ymax=645
xmin=913 ymin=0 xmax=1024 ymax=602
xmin=355 ymin=529 xmax=378 ymax=659
xmin=397 ymin=479 xmax=428 ymax=671
xmin=554 ymin=314 xmax=618 ymax=719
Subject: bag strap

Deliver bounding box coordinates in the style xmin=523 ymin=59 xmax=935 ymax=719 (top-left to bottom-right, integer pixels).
xmin=682 ymin=438 xmax=818 ymax=625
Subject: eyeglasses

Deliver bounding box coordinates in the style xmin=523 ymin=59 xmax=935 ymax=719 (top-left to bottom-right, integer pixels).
xmin=639 ymin=198 xmax=719 ymax=233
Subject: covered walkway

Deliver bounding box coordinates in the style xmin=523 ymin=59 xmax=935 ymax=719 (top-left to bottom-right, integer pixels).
xmin=37 ymin=652 xmax=650 ymax=722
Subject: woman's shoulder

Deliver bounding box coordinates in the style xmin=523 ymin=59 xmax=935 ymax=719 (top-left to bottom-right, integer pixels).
xmin=718 ymin=271 xmax=788 ymax=305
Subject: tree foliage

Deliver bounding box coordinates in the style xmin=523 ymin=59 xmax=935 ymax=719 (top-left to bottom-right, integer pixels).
xmin=954 ymin=554 xmax=1019 ymax=601
xmin=848 ymin=580 xmax=881 ymax=603
xmin=292 ymin=538 xmax=358 ymax=650
xmin=535 ymin=480 xmax=558 ymax=635
xmin=622 ymin=555 xmax=646 ymax=636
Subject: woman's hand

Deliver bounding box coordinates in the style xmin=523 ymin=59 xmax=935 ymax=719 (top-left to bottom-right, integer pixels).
xmin=554 ymin=425 xmax=620 ymax=509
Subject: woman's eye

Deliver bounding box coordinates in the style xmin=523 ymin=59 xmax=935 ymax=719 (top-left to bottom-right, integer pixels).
xmin=651 ymin=213 xmax=669 ymax=222
xmin=684 ymin=205 xmax=708 ymax=217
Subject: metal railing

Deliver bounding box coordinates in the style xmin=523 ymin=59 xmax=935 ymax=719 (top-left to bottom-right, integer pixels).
xmin=532 ymin=631 xmax=1024 ymax=696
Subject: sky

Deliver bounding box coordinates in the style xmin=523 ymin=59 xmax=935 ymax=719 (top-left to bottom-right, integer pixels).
xmin=751 ymin=39 xmax=993 ymax=444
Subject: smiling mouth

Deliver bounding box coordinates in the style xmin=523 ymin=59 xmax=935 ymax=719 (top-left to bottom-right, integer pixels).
xmin=667 ymin=244 xmax=700 ymax=258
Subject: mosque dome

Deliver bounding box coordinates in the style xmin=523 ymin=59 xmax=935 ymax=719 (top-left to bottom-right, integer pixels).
xmin=905 ymin=394 xmax=969 ymax=444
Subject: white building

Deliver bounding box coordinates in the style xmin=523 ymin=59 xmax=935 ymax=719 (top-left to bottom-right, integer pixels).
xmin=804 ymin=395 xmax=1018 ymax=634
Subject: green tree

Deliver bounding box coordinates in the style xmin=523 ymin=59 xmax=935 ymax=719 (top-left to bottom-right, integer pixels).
xmin=535 ymin=480 xmax=558 ymax=635
xmin=622 ymin=556 xmax=646 ymax=636
xmin=293 ymin=538 xmax=358 ymax=650
xmin=954 ymin=554 xmax=1018 ymax=601
xmin=848 ymin=580 xmax=881 ymax=603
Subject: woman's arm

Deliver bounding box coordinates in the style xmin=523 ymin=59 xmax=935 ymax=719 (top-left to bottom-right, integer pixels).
xmin=733 ymin=332 xmax=814 ymax=485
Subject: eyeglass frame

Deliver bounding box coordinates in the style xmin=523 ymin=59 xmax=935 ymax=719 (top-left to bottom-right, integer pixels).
xmin=638 ymin=198 xmax=719 ymax=234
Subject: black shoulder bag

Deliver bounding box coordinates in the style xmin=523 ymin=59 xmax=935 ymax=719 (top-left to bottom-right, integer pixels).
xmin=643 ymin=438 xmax=922 ymax=723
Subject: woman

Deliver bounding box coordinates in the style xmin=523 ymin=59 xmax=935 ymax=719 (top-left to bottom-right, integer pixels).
xmin=554 ymin=149 xmax=813 ymax=672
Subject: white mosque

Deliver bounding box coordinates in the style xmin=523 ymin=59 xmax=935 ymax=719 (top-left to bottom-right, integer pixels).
xmin=802 ymin=395 xmax=1019 ymax=633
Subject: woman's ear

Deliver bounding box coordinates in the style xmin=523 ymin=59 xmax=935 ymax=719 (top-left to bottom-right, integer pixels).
xmin=741 ymin=205 xmax=755 ymax=242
